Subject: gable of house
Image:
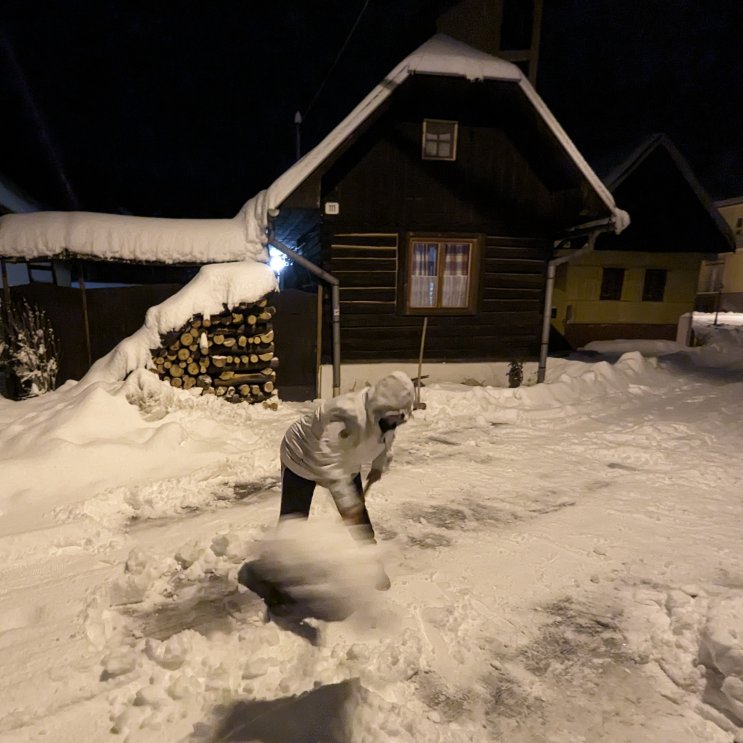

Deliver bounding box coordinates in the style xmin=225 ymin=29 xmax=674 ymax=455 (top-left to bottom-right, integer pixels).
xmin=596 ymin=135 xmax=733 ymax=254
xmin=318 ymin=74 xmax=608 ymax=236
xmin=266 ymin=35 xmax=627 ymax=365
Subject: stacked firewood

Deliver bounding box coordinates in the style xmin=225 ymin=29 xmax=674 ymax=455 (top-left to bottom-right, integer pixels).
xmin=150 ymin=298 xmax=278 ymax=404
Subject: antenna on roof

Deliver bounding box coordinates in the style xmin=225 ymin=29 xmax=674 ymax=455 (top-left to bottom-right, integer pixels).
xmin=294 ymin=111 xmax=303 ymax=161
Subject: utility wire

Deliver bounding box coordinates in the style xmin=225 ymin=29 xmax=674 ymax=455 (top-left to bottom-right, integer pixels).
xmin=1 ymin=36 xmax=79 ymax=209
xmin=302 ymin=0 xmax=370 ymax=120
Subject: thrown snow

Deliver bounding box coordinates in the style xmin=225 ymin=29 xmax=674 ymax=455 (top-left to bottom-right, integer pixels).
xmin=2 ymin=319 xmax=743 ymax=742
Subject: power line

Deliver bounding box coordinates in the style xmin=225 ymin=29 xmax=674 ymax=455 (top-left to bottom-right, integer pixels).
xmin=302 ymin=0 xmax=370 ymax=120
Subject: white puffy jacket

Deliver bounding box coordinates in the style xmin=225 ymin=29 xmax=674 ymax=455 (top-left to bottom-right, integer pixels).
xmin=280 ymin=372 xmax=415 ymax=516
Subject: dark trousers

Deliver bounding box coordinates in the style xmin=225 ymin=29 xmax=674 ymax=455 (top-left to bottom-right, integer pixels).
xmin=280 ymin=467 xmax=375 ymax=540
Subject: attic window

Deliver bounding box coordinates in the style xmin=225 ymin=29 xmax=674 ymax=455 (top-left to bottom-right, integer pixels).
xmin=422 ymin=119 xmax=458 ymax=161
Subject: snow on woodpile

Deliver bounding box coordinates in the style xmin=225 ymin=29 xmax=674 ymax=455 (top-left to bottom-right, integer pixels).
xmin=83 ymin=260 xmax=278 ymax=388
xmin=149 ymin=297 xmax=278 ymax=404
xmin=0 ymin=191 xmax=271 ymax=264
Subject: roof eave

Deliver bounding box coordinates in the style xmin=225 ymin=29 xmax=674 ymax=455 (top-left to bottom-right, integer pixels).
xmin=267 ymin=34 xmax=629 ymax=235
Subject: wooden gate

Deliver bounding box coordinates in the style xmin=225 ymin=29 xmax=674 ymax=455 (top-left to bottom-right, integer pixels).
xmin=272 ymin=289 xmax=318 ymax=401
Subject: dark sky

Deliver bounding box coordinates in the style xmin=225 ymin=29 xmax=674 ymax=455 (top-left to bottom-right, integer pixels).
xmin=1 ymin=1 xmax=742 ymax=218
xmin=539 ymin=1 xmax=743 ymax=201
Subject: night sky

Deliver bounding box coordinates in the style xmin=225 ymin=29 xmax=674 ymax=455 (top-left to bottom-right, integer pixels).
xmin=1 ymin=1 xmax=742 ymax=219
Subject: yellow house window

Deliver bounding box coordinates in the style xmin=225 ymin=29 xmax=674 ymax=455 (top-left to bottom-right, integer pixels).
xmin=422 ymin=119 xmax=458 ymax=161
xmin=642 ymin=269 xmax=667 ymax=302
xmin=599 ymin=267 xmax=624 ymax=300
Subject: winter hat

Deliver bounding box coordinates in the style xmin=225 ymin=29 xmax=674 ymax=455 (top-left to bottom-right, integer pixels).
xmin=368 ymin=371 xmax=415 ymax=417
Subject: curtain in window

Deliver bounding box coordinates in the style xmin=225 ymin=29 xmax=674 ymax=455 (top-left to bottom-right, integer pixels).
xmin=441 ymin=243 xmax=470 ymax=307
xmin=410 ymin=242 xmax=438 ymax=307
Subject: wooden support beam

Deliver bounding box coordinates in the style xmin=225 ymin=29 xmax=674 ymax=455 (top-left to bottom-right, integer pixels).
xmin=0 ymin=260 xmax=11 ymax=327
xmin=316 ymin=284 xmax=323 ymax=398
xmin=78 ymin=261 xmax=93 ymax=368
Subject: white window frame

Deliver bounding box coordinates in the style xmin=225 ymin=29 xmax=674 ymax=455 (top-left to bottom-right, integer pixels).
xmin=421 ymin=119 xmax=458 ymax=161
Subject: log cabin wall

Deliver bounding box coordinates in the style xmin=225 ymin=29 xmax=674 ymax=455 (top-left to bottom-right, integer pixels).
xmin=324 ymin=232 xmax=550 ymax=362
xmin=315 ymin=75 xmax=587 ymax=363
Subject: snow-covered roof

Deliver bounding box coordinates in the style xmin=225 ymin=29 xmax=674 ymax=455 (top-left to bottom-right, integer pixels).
xmin=0 ymin=34 xmax=628 ymax=265
xmin=0 ymin=191 xmax=270 ymax=264
xmin=265 ymin=34 xmax=629 ymax=233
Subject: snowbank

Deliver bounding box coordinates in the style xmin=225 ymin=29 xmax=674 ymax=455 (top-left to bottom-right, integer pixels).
xmin=418 ymin=352 xmax=661 ymax=425
xmin=581 ymin=321 xmax=743 ymax=373
xmin=623 ymin=585 xmax=743 ymax=735
xmin=583 ymin=339 xmax=684 ymax=356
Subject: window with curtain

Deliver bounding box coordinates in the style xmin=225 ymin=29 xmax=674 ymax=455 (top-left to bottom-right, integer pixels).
xmin=407 ymin=237 xmax=477 ymax=313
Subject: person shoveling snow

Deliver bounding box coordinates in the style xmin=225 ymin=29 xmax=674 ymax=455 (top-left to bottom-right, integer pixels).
xmin=240 ymin=372 xmax=415 ymax=612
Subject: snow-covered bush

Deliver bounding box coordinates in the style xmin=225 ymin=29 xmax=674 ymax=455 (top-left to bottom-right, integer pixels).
xmin=2 ymin=299 xmax=60 ymax=398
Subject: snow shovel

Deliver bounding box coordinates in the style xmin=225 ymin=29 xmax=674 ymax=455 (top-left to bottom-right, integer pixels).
xmin=360 ymin=477 xmax=391 ymax=591
xmin=414 ymin=316 xmax=428 ymax=410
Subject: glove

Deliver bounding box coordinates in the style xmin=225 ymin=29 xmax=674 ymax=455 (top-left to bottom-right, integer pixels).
xmin=342 ymin=503 xmax=366 ymax=526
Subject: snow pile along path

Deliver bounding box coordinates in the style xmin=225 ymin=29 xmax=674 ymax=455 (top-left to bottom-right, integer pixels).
xmin=623 ymin=585 xmax=743 ymax=738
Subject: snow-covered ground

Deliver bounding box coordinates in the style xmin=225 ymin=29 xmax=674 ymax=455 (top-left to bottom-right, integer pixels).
xmin=2 ymin=313 xmax=743 ymax=742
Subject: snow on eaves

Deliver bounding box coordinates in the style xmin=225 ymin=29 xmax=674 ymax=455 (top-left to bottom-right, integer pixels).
xmin=267 ymin=34 xmax=629 ymax=234
xmin=0 ymin=192 xmax=271 ymax=264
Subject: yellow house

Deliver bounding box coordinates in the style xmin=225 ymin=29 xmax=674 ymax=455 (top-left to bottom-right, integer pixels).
xmin=699 ymin=196 xmax=743 ymax=311
xmin=551 ymin=135 xmax=734 ymax=348
xmin=552 ymin=250 xmax=706 ymax=347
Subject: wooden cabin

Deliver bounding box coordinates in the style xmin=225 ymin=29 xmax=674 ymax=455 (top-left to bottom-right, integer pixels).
xmin=550 ymin=134 xmax=735 ymax=348
xmin=267 ymin=34 xmax=627 ymax=391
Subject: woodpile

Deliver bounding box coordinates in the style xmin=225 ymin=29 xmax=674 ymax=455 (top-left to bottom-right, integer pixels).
xmin=149 ymin=298 xmax=278 ymax=404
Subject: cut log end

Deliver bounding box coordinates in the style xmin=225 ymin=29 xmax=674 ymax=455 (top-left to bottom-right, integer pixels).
xmin=152 ymin=296 xmax=277 ymax=405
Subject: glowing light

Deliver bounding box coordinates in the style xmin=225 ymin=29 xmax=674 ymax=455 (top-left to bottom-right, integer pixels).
xmin=269 ymin=246 xmax=288 ymax=274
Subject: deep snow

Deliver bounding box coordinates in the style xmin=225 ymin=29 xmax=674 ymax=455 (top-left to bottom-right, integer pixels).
xmin=1 ymin=314 xmax=743 ymax=742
